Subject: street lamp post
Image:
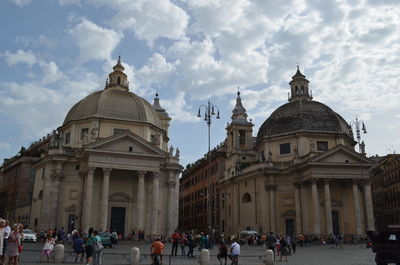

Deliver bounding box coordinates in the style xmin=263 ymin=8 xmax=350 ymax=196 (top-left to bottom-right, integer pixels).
xmin=197 ymin=100 xmax=220 ymax=236
xmin=350 ymin=117 xmax=367 ymax=154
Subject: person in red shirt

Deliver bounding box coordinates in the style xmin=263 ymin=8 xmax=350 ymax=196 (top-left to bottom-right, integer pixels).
xmin=171 ymin=230 xmax=180 ymax=256
xmin=151 ymin=237 xmax=164 ymax=265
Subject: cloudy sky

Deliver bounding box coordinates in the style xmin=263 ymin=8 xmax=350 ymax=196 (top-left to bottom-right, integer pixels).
xmin=1 ymin=0 xmax=399 ymax=167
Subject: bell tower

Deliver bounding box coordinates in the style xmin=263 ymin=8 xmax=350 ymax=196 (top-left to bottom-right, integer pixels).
xmin=225 ymin=91 xmax=255 ymax=179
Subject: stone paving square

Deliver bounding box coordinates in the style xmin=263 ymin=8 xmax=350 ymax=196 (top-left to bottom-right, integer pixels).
xmin=17 ymin=241 xmax=376 ymax=265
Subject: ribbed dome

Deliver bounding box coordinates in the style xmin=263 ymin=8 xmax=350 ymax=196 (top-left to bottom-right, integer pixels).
xmin=257 ymin=100 xmax=353 ymax=142
xmin=63 ymin=87 xmax=161 ymax=127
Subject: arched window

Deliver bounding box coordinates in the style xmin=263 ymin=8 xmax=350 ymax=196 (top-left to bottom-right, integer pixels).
xmin=242 ymin=193 xmax=252 ymax=203
xmin=117 ymin=77 xmax=121 ymax=85
xmin=38 ymin=190 xmax=43 ymax=200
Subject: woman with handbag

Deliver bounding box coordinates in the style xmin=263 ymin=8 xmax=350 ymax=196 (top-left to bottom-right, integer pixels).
xmin=92 ymin=230 xmax=104 ymax=265
xmin=6 ymin=224 xmax=21 ymax=265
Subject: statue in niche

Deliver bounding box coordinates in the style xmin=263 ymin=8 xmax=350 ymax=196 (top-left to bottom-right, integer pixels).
xmin=82 ymin=131 xmax=90 ymax=145
xmin=310 ymin=139 xmax=316 ymax=152
xmin=175 ymin=148 xmax=180 ymax=158
xmin=268 ymin=150 xmax=273 ymax=162
xmin=293 ymin=146 xmax=299 ymax=158
xmin=90 ymin=122 xmax=99 ymax=143
xmin=49 ymin=134 xmax=60 ymax=149
xmin=169 ymin=145 xmax=174 ymax=156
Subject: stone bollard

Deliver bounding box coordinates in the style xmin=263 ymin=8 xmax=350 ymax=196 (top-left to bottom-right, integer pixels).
xmin=131 ymin=247 xmax=140 ymax=265
xmin=265 ymin=249 xmax=274 ymax=265
xmin=199 ymin=249 xmax=210 ymax=265
xmin=54 ymin=244 xmax=64 ymax=263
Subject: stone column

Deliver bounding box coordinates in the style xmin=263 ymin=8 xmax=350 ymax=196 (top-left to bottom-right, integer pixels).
xmin=311 ymin=180 xmax=321 ymax=236
xmin=294 ymin=183 xmax=302 ymax=234
xmin=352 ymin=180 xmax=362 ymax=236
xmin=269 ymin=185 xmax=277 ymax=234
xmin=301 ymin=182 xmax=310 ymax=234
xmin=167 ymin=178 xmax=176 ymax=235
xmin=82 ymin=167 xmax=95 ymax=232
xmin=323 ymin=179 xmax=333 ymax=235
xmin=136 ymin=171 xmax=146 ymax=231
xmin=364 ymin=181 xmax=375 ymax=231
xmin=101 ymin=168 xmax=111 ymax=231
xmin=151 ymin=171 xmax=160 ymax=235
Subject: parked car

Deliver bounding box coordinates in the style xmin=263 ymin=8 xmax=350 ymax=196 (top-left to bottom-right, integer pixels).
xmin=99 ymin=232 xmax=112 ymax=248
xmin=22 ymin=229 xmax=37 ymax=243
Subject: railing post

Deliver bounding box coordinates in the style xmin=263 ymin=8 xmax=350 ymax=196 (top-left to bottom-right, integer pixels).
xmin=265 ymin=249 xmax=274 ymax=265
xmin=131 ymin=247 xmax=140 ymax=265
xmin=199 ymin=249 xmax=209 ymax=265
xmin=54 ymin=244 xmax=64 ymax=263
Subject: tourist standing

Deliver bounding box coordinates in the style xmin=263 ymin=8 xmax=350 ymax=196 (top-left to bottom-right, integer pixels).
xmin=93 ymin=230 xmax=103 ymax=265
xmin=7 ymin=224 xmax=22 ymax=265
xmin=3 ymin=221 xmax=10 ymax=261
xmin=186 ymin=232 xmax=194 ymax=258
xmin=279 ymin=236 xmax=289 ymax=262
xmin=72 ymin=233 xmax=84 ymax=263
xmin=180 ymin=232 xmax=187 ymax=256
xmin=85 ymin=228 xmax=95 ymax=265
xmin=171 ymin=230 xmax=180 ymax=256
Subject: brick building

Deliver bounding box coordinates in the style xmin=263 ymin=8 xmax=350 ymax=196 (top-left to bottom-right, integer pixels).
xmin=179 ymin=143 xmax=226 ymax=233
xmin=370 ymin=154 xmax=400 ymax=229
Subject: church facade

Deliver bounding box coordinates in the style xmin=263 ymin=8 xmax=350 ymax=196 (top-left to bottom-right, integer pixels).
xmin=218 ymin=68 xmax=376 ymax=237
xmin=29 ymin=58 xmax=182 ymax=236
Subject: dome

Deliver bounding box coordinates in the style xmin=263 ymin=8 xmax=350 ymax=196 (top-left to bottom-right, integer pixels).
xmin=256 ymin=100 xmax=353 ymax=142
xmin=63 ymin=88 xmax=161 ymax=127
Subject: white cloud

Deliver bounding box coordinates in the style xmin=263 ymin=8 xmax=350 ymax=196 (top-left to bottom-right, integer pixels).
xmin=89 ymin=0 xmax=188 ymax=46
xmin=58 ymin=0 xmax=80 ymax=5
xmin=68 ymin=19 xmax=123 ymax=63
xmin=2 ymin=50 xmax=37 ymax=66
xmin=9 ymin=0 xmax=31 ymax=7
xmin=0 ymin=142 xmax=11 ymax=150
xmin=161 ymin=92 xmax=196 ymax=122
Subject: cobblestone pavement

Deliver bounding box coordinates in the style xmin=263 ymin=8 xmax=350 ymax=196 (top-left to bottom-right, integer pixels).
xmin=17 ymin=241 xmax=376 ymax=265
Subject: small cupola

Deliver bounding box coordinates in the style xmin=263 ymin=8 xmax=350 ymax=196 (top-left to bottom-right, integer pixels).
xmin=153 ymin=93 xmax=169 ymax=118
xmin=105 ymin=56 xmax=129 ymax=90
xmin=289 ymin=66 xmax=312 ymax=102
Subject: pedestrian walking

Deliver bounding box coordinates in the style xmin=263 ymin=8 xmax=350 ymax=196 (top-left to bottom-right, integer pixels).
xmin=0 ymin=219 xmax=5 ymax=265
xmin=186 ymin=232 xmax=194 ymax=258
xmin=171 ymin=230 xmax=180 ymax=256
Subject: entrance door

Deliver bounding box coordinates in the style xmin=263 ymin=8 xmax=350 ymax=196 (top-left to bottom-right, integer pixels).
xmin=110 ymin=207 xmax=126 ymax=236
xmin=332 ymin=211 xmax=339 ymax=235
xmin=68 ymin=214 xmax=76 ymax=233
xmin=285 ymin=219 xmax=295 ymax=235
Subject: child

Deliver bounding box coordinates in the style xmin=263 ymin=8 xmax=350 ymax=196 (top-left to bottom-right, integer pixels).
xmin=42 ymin=234 xmax=55 ymax=262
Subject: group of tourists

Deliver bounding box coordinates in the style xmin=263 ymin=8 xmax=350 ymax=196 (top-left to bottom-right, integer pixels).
xmin=0 ymin=219 xmax=23 ymax=265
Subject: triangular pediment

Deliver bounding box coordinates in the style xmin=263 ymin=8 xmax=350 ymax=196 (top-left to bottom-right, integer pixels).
xmin=308 ymin=145 xmax=374 ymax=165
xmin=84 ymin=130 xmax=166 ymax=157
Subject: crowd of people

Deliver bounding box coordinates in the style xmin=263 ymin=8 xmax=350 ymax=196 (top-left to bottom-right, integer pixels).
xmin=0 ymin=219 xmax=354 ymax=265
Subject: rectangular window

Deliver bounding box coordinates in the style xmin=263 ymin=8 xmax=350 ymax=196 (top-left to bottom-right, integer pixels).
xmin=113 ymin=128 xmax=127 ymax=135
xmin=280 ymin=143 xmax=291 ymax=154
xmin=317 ymin=141 xmax=329 ymax=152
xmin=80 ymin=128 xmax=89 ymax=140
xmin=65 ymin=132 xmax=71 ymax=144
